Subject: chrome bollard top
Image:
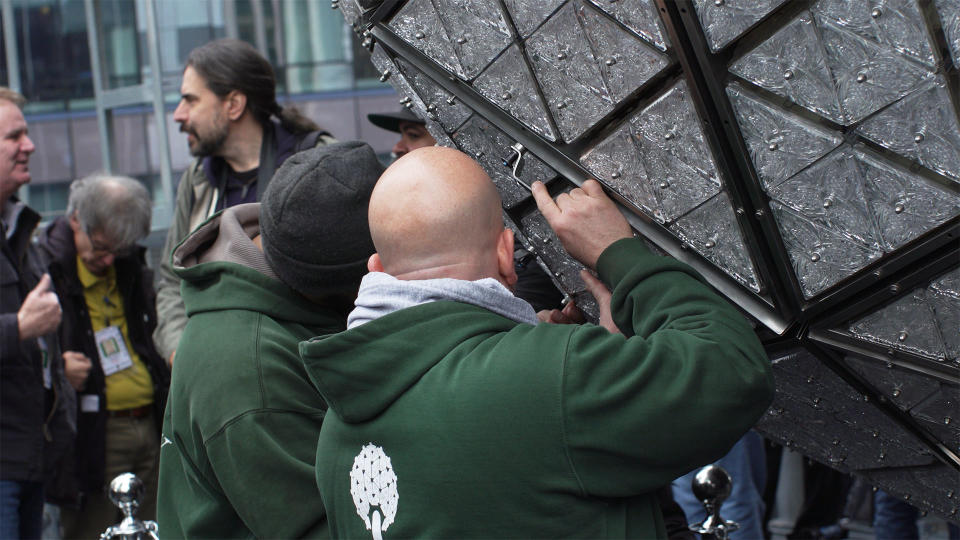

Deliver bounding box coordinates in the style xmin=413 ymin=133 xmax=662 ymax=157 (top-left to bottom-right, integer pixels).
xmin=689 ymin=465 xmax=739 ymax=540
xmin=100 ymin=473 xmax=159 ymax=540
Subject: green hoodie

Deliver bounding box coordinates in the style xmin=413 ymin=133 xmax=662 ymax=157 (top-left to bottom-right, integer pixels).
xmin=301 ymin=238 xmax=774 ymax=539
xmin=158 ymin=205 xmax=340 ymax=539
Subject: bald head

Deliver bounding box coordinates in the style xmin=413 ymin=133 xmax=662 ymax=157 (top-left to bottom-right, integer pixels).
xmin=369 ymin=146 xmax=515 ymax=284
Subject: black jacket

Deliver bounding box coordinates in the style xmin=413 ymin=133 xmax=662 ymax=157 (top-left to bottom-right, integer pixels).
xmin=1 ymin=200 xmax=72 ymax=492
xmin=39 ymin=216 xmax=170 ymax=496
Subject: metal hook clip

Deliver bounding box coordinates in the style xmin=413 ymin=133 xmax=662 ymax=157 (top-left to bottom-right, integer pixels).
xmin=503 ymin=142 xmax=531 ymax=191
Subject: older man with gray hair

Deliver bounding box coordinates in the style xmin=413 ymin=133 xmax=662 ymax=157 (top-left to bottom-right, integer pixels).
xmin=38 ymin=174 xmax=169 ymax=539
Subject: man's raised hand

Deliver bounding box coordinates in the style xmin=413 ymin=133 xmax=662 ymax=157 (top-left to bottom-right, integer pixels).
xmin=18 ymin=274 xmax=61 ymax=340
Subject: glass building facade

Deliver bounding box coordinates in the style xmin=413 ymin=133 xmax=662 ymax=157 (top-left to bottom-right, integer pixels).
xmin=1 ymin=0 xmax=402 ymax=249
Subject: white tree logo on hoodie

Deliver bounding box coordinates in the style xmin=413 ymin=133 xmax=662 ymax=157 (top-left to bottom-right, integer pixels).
xmin=350 ymin=443 xmax=399 ymax=540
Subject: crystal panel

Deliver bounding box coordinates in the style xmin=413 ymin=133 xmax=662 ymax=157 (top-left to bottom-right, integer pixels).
xmin=938 ymin=0 xmax=960 ymax=66
xmin=771 ymin=201 xmax=882 ymax=298
xmin=859 ymin=466 xmax=960 ymax=522
xmin=394 ymin=57 xmax=473 ymax=132
xmin=856 ymin=78 xmax=960 ymax=183
xmin=812 ymin=0 xmax=936 ymax=67
xmin=501 ymin=0 xmax=565 ymax=39
xmin=693 ymin=0 xmax=790 ymax=52
xmin=818 ymin=19 xmax=933 ymax=124
xmin=911 ymin=389 xmax=960 ymax=452
xmin=432 ymin=0 xmax=513 ymax=80
xmin=730 ymin=14 xmax=844 ymax=124
xmin=576 ymin=3 xmax=670 ymax=103
xmin=726 ymin=82 xmax=843 ymax=189
xmin=388 ymin=0 xmax=464 ymax=78
xmin=451 ymin=115 xmax=558 ymax=209
xmin=669 ymin=192 xmax=761 ymax=292
xmin=525 ymin=3 xmax=614 ymax=141
xmin=631 ymin=81 xmax=721 ymax=221
xmin=473 ymin=44 xmax=557 ymax=141
xmin=369 ymin=47 xmax=434 ymax=128
xmin=843 ymin=357 xmax=941 ymax=411
xmin=337 ymin=0 xmax=362 ymax=26
xmin=758 ymin=351 xmax=936 ymax=471
xmin=580 ymin=122 xmax=661 ymax=222
xmin=585 ymin=0 xmax=670 ymax=52
xmin=849 ymin=267 xmax=960 ymax=362
xmin=520 ymin=211 xmax=599 ymax=320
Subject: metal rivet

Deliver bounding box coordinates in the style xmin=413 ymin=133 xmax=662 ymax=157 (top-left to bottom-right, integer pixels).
xmin=886 ymin=362 xmax=893 ymax=368
xmin=863 ymin=394 xmax=870 ymax=402
xmin=715 ymin=0 xmax=724 ymax=5
xmin=895 ymin=202 xmax=905 ymax=214
xmin=399 ymin=96 xmax=411 ymax=104
xmin=856 ymin=73 xmax=868 ymax=83
xmin=948 ymin=490 xmax=955 ymax=498
xmin=871 ymin=7 xmax=882 ymax=18
xmin=914 ymin=133 xmax=924 ymax=143
xmin=879 ymin=451 xmax=885 ymax=459
xmin=426 ymin=103 xmax=437 ymax=112
xmin=659 ymin=181 xmax=669 ymax=189
xmin=904 ymin=494 xmax=911 ymax=501
xmin=554 ymin=271 xmax=562 ymax=278
xmin=379 ymin=70 xmax=391 ymax=82
xmin=783 ymin=69 xmax=794 ymax=80
xmin=898 ymin=331 xmax=908 ymax=342
xmin=823 ymin=199 xmax=832 ymax=208
xmin=474 ymin=151 xmax=484 ymax=159
xmin=755 ymin=209 xmax=765 ymax=218
xmin=813 ymin=397 xmax=821 ymax=405
xmin=611 ymin=171 xmax=621 ymax=179
xmin=427 ymin=112 xmax=437 ymax=120
xmin=705 ymin=239 xmax=716 ymax=249
xmin=664 ymin=131 xmax=675 ymax=140
xmin=543 ymin=237 xmax=551 ymax=244
xmin=768 ymin=142 xmax=778 ymax=151
xmin=557 ymin=101 xmax=567 ymax=109
xmin=873 ymin=430 xmax=879 ymax=437
xmin=557 ymin=52 xmax=567 ymax=60
xmin=892 ymin=389 xmax=901 ymax=397
xmin=806 ymin=376 xmax=814 ymax=383
xmin=403 ymin=102 xmax=413 ymax=109
xmin=832 ymin=438 xmax=840 ymax=446
xmin=810 ymin=253 xmax=821 ymax=262
xmin=605 ymin=58 xmax=616 ymax=66
xmin=736 ymin=207 xmax=745 ymax=216
xmin=446 ymin=96 xmax=456 ymax=105
xmin=414 ymin=31 xmax=425 ymax=39
xmin=890 ymin=283 xmax=901 ymax=294
xmin=873 ymin=486 xmax=879 ymax=492
xmin=946 ymin=417 xmax=953 ymax=425
xmin=456 ymin=37 xmax=466 ymax=44
xmin=331 ymin=0 xmax=339 ymax=8
xmin=501 ymin=91 xmax=512 ymax=100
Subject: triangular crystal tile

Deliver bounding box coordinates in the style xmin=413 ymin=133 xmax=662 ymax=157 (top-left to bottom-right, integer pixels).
xmin=858 ymin=151 xmax=960 ymax=250
xmin=432 ymin=0 xmax=513 ymax=80
xmin=388 ymin=0 xmax=464 ymax=78
xmin=632 ymin=81 xmax=721 ymax=186
xmin=856 ymin=78 xmax=960 ymax=183
xmin=812 ymin=0 xmax=936 ymax=67
xmin=693 ymin=0 xmax=790 ymax=52
xmin=585 ymin=0 xmax=670 ymax=51
xmin=818 ymin=19 xmax=934 ymax=124
xmin=770 ymin=148 xmax=884 ymax=252
xmin=576 ymin=3 xmax=670 ymax=103
xmin=501 ymin=0 xmax=565 ymax=38
xmin=394 ymin=57 xmax=472 ymax=132
xmin=370 ymin=48 xmax=434 ymax=127
xmin=726 ymin=82 xmax=843 ymax=190
xmin=670 ymin=192 xmax=761 ymax=292
xmin=930 ymin=267 xmax=960 ymax=361
xmin=842 ymin=357 xmax=940 ymax=411
xmin=910 ymin=391 xmax=960 ymax=451
xmin=730 ymin=14 xmax=844 ymax=124
xmin=850 ymin=290 xmax=948 ymax=361
xmin=451 ymin=115 xmax=558 ymax=210
xmin=770 ymin=201 xmax=882 ymax=298
xmin=580 ymin=122 xmax=662 ymax=222
xmin=937 ymin=0 xmax=960 ymax=67
xmin=336 ymin=0 xmax=362 ymax=26
xmin=525 ymin=2 xmax=615 ymax=141
xmin=646 ymin=149 xmax=722 ymax=222
xmin=472 ymin=44 xmax=557 ymax=141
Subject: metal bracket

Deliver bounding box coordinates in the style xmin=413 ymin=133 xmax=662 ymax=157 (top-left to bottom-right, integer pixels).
xmin=503 ymin=142 xmax=531 ymax=191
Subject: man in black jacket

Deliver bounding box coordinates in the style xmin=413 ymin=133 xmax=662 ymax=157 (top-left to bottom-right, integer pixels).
xmin=0 ymin=87 xmax=70 ymax=540
xmin=39 ymin=174 xmax=169 ymax=538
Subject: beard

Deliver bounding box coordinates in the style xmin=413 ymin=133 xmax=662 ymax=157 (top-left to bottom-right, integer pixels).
xmin=181 ymin=111 xmax=229 ymax=158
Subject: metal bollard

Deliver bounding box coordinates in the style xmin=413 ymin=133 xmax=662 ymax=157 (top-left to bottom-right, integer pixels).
xmin=99 ymin=473 xmax=159 ymax=540
xmin=689 ymin=465 xmax=740 ymax=540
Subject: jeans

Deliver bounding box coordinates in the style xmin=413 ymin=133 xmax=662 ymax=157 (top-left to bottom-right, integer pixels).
xmin=0 ymin=480 xmax=44 ymax=540
xmin=672 ymin=431 xmax=767 ymax=540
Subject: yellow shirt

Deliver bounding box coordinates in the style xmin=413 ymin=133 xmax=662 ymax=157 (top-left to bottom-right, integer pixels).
xmin=77 ymin=256 xmax=154 ymax=410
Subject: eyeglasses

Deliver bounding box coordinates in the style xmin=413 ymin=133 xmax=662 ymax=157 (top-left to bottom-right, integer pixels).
xmin=90 ymin=240 xmax=135 ymax=258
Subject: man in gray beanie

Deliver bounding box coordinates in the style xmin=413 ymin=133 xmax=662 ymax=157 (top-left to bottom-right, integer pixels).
xmin=156 ymin=141 xmax=382 ymax=539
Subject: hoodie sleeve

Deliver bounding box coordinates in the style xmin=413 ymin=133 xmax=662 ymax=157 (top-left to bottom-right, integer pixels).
xmin=559 ymin=237 xmax=774 ymax=498
xmin=153 ymin=168 xmax=195 ymax=362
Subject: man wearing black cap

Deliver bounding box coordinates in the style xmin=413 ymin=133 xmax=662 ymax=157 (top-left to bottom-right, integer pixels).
xmin=368 ymin=108 xmax=436 ymax=159
xmin=156 ymin=141 xmax=382 ymax=539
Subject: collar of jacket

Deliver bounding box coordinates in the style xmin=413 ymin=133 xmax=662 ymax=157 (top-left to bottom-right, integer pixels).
xmin=301 ymin=301 xmax=527 ymax=424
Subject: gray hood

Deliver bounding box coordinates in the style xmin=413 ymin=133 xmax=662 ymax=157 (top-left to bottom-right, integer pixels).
xmin=172 ymin=202 xmax=277 ymax=280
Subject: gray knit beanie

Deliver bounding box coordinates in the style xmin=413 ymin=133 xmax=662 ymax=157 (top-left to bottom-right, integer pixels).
xmin=261 ymin=141 xmax=384 ymax=298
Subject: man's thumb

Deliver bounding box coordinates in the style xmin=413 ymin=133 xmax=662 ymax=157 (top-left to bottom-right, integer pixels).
xmin=580 ymin=270 xmax=610 ymax=301
xmin=32 ymin=274 xmax=52 ymax=294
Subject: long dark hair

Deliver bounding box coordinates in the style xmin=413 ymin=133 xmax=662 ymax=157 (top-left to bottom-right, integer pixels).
xmin=185 ymin=38 xmax=321 ymax=135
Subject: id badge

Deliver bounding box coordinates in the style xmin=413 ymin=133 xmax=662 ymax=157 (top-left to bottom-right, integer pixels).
xmin=95 ymin=326 xmax=133 ymax=376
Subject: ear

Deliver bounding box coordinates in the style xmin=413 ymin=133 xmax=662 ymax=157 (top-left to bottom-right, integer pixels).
xmin=68 ymin=212 xmax=82 ymax=233
xmin=224 ymin=90 xmax=247 ymax=121
xmin=496 ymin=228 xmax=517 ymax=288
xmin=367 ymin=253 xmax=385 ymax=273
